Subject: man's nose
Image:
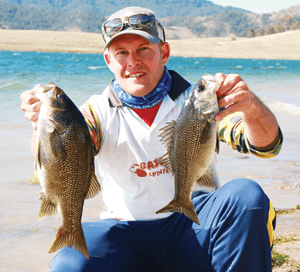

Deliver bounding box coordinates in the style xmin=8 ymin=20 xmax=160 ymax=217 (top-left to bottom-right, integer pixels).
xmin=128 ymin=52 xmax=141 ymax=67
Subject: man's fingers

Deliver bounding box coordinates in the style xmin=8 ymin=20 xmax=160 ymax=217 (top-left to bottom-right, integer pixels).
xmin=24 ymin=110 xmax=40 ymax=123
xmin=20 ymin=90 xmax=39 ymax=108
xmin=215 ymin=74 xmax=245 ymax=97
xmin=215 ymin=100 xmax=249 ymax=121
xmin=217 ymin=88 xmax=250 ymax=109
xmin=20 ymin=84 xmax=43 ymax=131
xmin=31 ymin=121 xmax=38 ymax=131
xmin=20 ymin=84 xmax=42 ymax=105
xmin=214 ymin=73 xmax=225 ymax=92
xmin=21 ymin=99 xmax=42 ymax=113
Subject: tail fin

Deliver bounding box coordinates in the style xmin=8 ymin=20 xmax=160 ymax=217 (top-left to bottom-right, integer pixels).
xmin=48 ymin=225 xmax=89 ymax=259
xmin=156 ymin=200 xmax=200 ymax=225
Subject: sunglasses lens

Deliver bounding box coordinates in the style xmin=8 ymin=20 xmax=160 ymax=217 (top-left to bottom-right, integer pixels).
xmin=104 ymin=18 xmax=123 ymax=35
xmin=128 ymin=14 xmax=151 ymax=28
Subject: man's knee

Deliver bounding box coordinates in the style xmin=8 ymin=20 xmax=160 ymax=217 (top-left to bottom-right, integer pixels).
xmin=221 ymin=178 xmax=269 ymax=209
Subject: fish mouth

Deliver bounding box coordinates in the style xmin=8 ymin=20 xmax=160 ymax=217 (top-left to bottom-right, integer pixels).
xmin=42 ymin=84 xmax=55 ymax=93
xmin=49 ymin=118 xmax=57 ymax=124
xmin=45 ymin=115 xmax=58 ymax=125
xmin=42 ymin=111 xmax=58 ymax=125
xmin=34 ymin=85 xmax=56 ymax=101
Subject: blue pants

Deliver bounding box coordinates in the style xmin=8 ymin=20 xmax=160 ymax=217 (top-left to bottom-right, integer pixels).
xmin=50 ymin=179 xmax=276 ymax=271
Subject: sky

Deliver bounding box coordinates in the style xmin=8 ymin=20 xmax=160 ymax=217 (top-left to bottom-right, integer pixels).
xmin=210 ymin=0 xmax=300 ymax=13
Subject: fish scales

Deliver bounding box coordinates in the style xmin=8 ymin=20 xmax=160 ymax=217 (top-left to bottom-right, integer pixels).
xmin=35 ymin=83 xmax=101 ymax=259
xmin=156 ymin=74 xmax=219 ymax=225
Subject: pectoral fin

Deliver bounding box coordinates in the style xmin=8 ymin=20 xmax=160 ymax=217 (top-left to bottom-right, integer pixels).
xmin=85 ymin=170 xmax=101 ymax=199
xmin=215 ymin=131 xmax=220 ymax=154
xmin=36 ymin=138 xmax=42 ymax=169
xmin=196 ymin=169 xmax=215 ymax=189
xmin=49 ymin=130 xmax=66 ymax=159
xmin=38 ymin=192 xmax=58 ymax=219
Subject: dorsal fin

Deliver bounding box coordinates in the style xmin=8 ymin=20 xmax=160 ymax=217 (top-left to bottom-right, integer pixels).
xmin=156 ymin=121 xmax=176 ymax=175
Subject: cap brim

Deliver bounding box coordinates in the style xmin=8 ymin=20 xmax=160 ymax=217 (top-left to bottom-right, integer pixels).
xmin=104 ymin=29 xmax=161 ymax=50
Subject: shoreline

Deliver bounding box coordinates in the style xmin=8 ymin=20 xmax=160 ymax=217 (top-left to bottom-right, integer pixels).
xmin=1 ymin=29 xmax=300 ymax=60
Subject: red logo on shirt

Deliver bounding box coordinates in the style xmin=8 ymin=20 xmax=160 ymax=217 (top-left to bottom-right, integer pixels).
xmin=129 ymin=159 xmax=170 ymax=177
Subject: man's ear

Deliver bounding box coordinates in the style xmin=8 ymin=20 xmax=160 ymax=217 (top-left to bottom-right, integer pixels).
xmin=104 ymin=51 xmax=111 ymax=66
xmin=104 ymin=50 xmax=115 ymax=73
xmin=161 ymin=42 xmax=171 ymax=65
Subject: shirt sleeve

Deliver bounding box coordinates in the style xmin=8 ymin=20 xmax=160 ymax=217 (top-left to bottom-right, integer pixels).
xmin=218 ymin=112 xmax=283 ymax=159
xmin=81 ymin=102 xmax=102 ymax=155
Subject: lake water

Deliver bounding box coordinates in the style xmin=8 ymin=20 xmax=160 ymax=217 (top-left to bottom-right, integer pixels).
xmin=1 ymin=50 xmax=300 ymax=271
xmin=1 ymin=50 xmax=299 ymax=188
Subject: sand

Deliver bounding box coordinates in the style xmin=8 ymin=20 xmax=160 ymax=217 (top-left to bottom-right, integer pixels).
xmin=1 ymin=29 xmax=300 ymax=60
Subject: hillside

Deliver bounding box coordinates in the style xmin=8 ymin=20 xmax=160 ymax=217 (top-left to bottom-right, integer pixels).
xmin=161 ymin=5 xmax=300 ymax=38
xmin=0 ymin=0 xmax=249 ymax=18
xmin=0 ymin=0 xmax=299 ymax=38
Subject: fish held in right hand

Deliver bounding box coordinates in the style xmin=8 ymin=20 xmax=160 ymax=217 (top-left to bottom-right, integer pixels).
xmin=156 ymin=74 xmax=220 ymax=225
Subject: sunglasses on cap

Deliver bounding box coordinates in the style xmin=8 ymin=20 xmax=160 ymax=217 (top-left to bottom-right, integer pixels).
xmin=102 ymin=13 xmax=165 ymax=44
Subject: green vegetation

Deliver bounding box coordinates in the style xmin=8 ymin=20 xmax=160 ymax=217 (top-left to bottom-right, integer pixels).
xmin=0 ymin=0 xmax=249 ymax=18
xmin=0 ymin=0 xmax=299 ymax=37
xmin=276 ymin=205 xmax=300 ymax=215
xmin=274 ymin=236 xmax=298 ymax=244
xmin=272 ymin=236 xmax=300 ymax=269
xmin=0 ymin=1 xmax=105 ymax=33
xmin=272 ymin=250 xmax=290 ymax=267
xmin=246 ymin=13 xmax=300 ymax=38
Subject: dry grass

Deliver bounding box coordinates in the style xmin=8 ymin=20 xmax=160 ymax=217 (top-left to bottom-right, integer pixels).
xmin=168 ymin=30 xmax=300 ymax=60
xmin=27 ymin=170 xmax=39 ymax=185
xmin=1 ymin=29 xmax=300 ymax=60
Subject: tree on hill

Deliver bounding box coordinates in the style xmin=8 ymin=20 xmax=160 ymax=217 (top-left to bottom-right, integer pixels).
xmin=291 ymin=21 xmax=300 ymax=30
xmin=255 ymin=28 xmax=264 ymax=37
xmin=273 ymin=23 xmax=285 ymax=33
xmin=0 ymin=0 xmax=251 ymax=18
xmin=265 ymin=24 xmax=285 ymax=35
xmin=280 ymin=15 xmax=292 ymax=30
xmin=247 ymin=29 xmax=255 ymax=38
xmin=265 ymin=26 xmax=275 ymax=35
xmin=0 ymin=2 xmax=105 ymax=32
xmin=1 ymin=0 xmax=300 ymax=38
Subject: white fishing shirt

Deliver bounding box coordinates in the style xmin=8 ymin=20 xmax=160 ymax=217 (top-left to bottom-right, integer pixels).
xmin=84 ymin=84 xmax=220 ymax=221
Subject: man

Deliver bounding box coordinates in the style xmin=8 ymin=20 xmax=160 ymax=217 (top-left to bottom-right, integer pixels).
xmin=21 ymin=6 xmax=282 ymax=272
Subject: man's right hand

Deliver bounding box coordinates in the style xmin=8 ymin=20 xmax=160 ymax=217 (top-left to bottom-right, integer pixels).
xmin=20 ymin=84 xmax=43 ymax=130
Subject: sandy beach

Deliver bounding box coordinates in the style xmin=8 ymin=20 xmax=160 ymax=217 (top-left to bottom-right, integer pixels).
xmin=1 ymin=29 xmax=300 ymax=60
xmin=1 ymin=29 xmax=300 ymax=271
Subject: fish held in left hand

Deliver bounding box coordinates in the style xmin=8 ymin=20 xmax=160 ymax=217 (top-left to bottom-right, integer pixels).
xmin=156 ymin=74 xmax=220 ymax=225
xmin=35 ymin=83 xmax=101 ymax=259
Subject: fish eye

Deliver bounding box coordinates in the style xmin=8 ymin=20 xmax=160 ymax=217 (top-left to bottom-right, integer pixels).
xmin=57 ymin=93 xmax=65 ymax=100
xmin=197 ymin=86 xmax=204 ymax=93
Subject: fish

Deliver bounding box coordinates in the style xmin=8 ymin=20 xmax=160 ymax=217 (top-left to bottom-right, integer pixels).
xmin=34 ymin=83 xmax=101 ymax=259
xmin=156 ymin=74 xmax=220 ymax=225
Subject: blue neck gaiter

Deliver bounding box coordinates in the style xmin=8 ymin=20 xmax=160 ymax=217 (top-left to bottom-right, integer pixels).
xmin=112 ymin=66 xmax=172 ymax=109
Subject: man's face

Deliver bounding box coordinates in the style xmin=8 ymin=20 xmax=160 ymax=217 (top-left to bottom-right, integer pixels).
xmin=104 ymin=34 xmax=170 ymax=97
